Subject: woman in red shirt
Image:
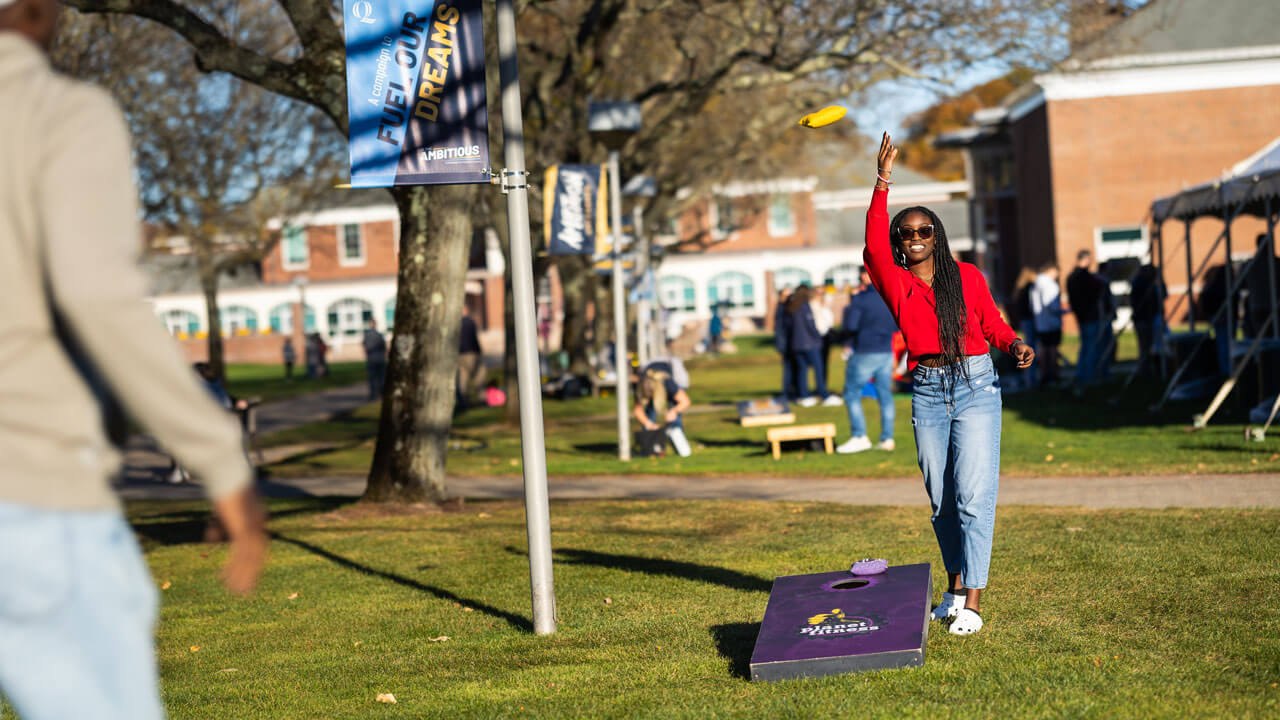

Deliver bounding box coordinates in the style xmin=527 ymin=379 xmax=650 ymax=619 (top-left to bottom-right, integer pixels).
xmin=864 ymin=133 xmax=1034 ymax=636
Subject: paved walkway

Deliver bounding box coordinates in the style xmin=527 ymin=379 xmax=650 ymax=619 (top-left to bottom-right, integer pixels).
xmin=117 ymin=381 xmax=1280 ymax=509
xmin=117 ymin=470 xmax=1280 ymax=509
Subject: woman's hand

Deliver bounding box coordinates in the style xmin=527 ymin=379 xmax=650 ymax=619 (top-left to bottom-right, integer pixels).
xmin=876 ymin=132 xmax=898 ymax=178
xmin=1011 ymin=340 xmax=1036 ymax=369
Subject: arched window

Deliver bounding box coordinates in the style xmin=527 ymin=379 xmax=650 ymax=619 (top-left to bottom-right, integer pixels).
xmin=327 ymin=298 xmax=374 ymax=338
xmin=160 ymin=309 xmax=199 ymax=337
xmin=268 ymin=303 xmax=316 ymax=334
xmin=773 ymin=267 xmax=812 ymax=291
xmin=707 ymin=271 xmax=755 ymax=310
xmin=823 ymin=263 xmax=862 ymax=290
xmin=658 ymin=276 xmax=696 ymax=312
xmin=385 ymin=298 xmax=396 ymax=328
xmin=219 ymin=305 xmax=258 ymax=335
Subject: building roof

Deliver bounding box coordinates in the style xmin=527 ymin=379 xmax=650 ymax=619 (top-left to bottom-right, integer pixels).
xmin=1071 ymin=0 xmax=1279 ymax=65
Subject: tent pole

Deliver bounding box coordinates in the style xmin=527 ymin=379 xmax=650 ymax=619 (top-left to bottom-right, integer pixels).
xmin=1185 ymin=220 xmax=1195 ymax=331
xmin=1223 ymin=188 xmax=1235 ymax=374
xmin=1266 ymin=196 xmax=1278 ymax=340
xmin=1155 ymin=221 xmax=1168 ymax=378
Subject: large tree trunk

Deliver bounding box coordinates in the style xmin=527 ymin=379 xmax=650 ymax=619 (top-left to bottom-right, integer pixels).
xmin=364 ymin=184 xmax=475 ymax=503
xmin=198 ymin=257 xmax=225 ymax=381
xmin=558 ymin=256 xmax=597 ymax=375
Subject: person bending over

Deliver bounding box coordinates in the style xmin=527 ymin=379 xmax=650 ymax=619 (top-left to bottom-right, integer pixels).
xmin=633 ymin=361 xmax=692 ymax=457
xmin=863 ymin=133 xmax=1034 ymax=636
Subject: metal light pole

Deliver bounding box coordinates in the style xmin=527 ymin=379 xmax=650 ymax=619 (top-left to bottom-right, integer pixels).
xmin=496 ymin=0 xmax=555 ymax=635
xmin=607 ymin=150 xmax=630 ymax=461
xmin=589 ymin=101 xmax=642 ymax=462
xmin=623 ymin=175 xmax=657 ymax=367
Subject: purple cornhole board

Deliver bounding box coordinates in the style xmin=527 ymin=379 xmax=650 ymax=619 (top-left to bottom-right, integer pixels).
xmin=749 ymin=563 xmax=931 ymax=682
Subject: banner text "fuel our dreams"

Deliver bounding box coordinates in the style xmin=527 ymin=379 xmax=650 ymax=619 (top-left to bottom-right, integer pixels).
xmin=376 ymin=4 xmax=461 ymax=146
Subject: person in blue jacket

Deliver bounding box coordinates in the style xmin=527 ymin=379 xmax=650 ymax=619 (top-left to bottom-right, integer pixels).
xmin=838 ymin=281 xmax=900 ymax=453
xmin=786 ymin=284 xmax=835 ymax=407
xmin=774 ymin=288 xmax=796 ymax=401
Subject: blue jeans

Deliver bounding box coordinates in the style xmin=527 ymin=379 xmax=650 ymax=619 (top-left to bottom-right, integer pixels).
xmin=0 ymin=503 xmax=163 ymax=720
xmin=794 ymin=348 xmax=826 ymax=399
xmin=911 ymin=354 xmax=1002 ymax=590
xmin=1075 ymin=320 xmax=1101 ymax=386
xmin=843 ymin=352 xmax=895 ymax=441
xmin=779 ymin=351 xmax=797 ymax=401
xmin=1018 ymin=320 xmax=1039 ymax=388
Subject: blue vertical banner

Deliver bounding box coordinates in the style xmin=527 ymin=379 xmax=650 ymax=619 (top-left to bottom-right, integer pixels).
xmin=343 ymin=0 xmax=490 ymax=187
xmin=544 ymin=164 xmax=609 ymax=256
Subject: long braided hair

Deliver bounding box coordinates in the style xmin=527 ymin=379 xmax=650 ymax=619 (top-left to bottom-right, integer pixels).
xmin=889 ymin=206 xmax=969 ymax=381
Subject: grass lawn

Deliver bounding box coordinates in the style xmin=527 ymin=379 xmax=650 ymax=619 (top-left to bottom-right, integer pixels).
xmin=226 ymin=362 xmax=366 ymax=404
xmin=259 ymin=334 xmax=1280 ymax=480
xmin=123 ymin=498 xmax=1278 ymax=719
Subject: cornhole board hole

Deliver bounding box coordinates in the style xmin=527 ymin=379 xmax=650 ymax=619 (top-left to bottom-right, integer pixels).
xmin=738 ymin=399 xmax=795 ymax=427
xmin=749 ymin=563 xmax=931 ymax=682
xmin=766 ymin=423 xmax=835 ymax=459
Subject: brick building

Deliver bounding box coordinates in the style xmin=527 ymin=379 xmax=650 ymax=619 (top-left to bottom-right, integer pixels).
xmin=146 ymin=194 xmax=506 ymax=364
xmin=656 ymin=149 xmax=971 ymax=338
xmin=937 ymin=0 xmax=1280 ymax=329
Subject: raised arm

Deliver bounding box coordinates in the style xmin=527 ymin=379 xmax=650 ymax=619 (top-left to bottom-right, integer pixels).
xmin=862 ymin=133 xmax=907 ymax=311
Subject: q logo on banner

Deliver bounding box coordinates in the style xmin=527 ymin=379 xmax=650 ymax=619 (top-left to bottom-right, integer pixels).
xmin=351 ymin=1 xmax=375 ymax=24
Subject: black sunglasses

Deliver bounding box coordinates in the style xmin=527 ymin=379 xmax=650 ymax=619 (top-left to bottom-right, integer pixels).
xmin=897 ymin=224 xmax=935 ymax=241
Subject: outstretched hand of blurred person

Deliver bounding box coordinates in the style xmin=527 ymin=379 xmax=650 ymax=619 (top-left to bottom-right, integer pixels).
xmin=213 ymin=487 xmax=269 ymax=595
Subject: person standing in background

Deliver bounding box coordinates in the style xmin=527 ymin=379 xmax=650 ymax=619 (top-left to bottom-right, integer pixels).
xmin=0 ymin=4 xmax=267 ymax=717
xmin=1031 ymin=262 xmax=1064 ymax=387
xmin=457 ymin=304 xmax=484 ymax=408
xmin=787 ymin=285 xmax=838 ymax=407
xmin=1012 ymin=268 xmax=1039 ymax=390
xmin=281 ymin=336 xmax=296 ymax=380
xmin=812 ymin=288 xmax=842 ymax=407
xmin=837 ymin=282 xmax=899 ymax=454
xmin=1128 ymin=263 xmax=1165 ymax=378
xmin=1066 ymin=249 xmax=1105 ymax=392
xmin=774 ymin=287 xmax=796 ymax=401
xmin=361 ymin=318 xmax=387 ymax=400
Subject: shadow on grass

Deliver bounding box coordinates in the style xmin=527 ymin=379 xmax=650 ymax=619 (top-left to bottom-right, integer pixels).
xmin=511 ymin=547 xmax=772 ymax=593
xmin=697 ymin=438 xmax=765 ymax=449
xmin=131 ymin=500 xmax=350 ymax=548
xmin=274 ymin=533 xmax=533 ymax=632
xmin=710 ymin=622 xmax=759 ymax=681
xmin=571 ymin=442 xmax=621 ymax=455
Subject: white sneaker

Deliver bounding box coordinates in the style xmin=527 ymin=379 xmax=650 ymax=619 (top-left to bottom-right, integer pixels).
xmin=836 ymin=436 xmax=872 ymax=454
xmin=930 ymin=591 xmax=964 ymax=621
xmin=877 ymin=438 xmax=896 ymax=451
xmin=821 ymin=395 xmax=844 ymax=407
xmin=948 ymin=608 xmax=984 ymax=635
xmin=796 ymin=396 xmax=819 ymax=408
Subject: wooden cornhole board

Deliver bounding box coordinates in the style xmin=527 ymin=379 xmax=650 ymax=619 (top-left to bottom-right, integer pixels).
xmin=737 ymin=399 xmax=795 ymax=427
xmin=766 ymin=423 xmax=835 ymax=459
xmin=749 ymin=563 xmax=932 ymax=682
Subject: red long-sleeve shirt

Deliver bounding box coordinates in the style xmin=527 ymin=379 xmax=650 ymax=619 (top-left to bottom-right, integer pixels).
xmin=862 ymin=187 xmax=1018 ymax=368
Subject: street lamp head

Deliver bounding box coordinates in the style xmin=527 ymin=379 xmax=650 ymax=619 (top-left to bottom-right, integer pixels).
xmin=588 ymin=100 xmax=642 ymax=150
xmin=622 ymin=175 xmax=658 ymax=198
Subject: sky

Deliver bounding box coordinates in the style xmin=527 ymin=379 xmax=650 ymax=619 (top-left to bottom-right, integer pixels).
xmin=849 ymin=58 xmax=1024 ymax=140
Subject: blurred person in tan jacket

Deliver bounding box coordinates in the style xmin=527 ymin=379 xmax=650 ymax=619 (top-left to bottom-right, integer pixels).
xmin=0 ymin=2 xmax=267 ymax=718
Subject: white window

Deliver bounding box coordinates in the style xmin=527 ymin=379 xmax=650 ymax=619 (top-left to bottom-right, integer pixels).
xmin=339 ymin=223 xmax=366 ymax=266
xmin=713 ymin=197 xmax=735 ymax=237
xmin=658 ymin=276 xmax=696 ymax=312
xmin=268 ymin=302 xmax=315 ymax=333
xmin=1094 ymin=225 xmax=1149 ymax=263
xmin=824 ymin=263 xmax=861 ymax=289
xmin=282 ymin=225 xmax=308 ymax=270
xmin=708 ymin=271 xmax=755 ymax=310
xmin=220 ymin=305 xmax=259 ymax=336
xmin=160 ymin=309 xmax=199 ymax=338
xmin=767 ymin=194 xmax=796 ymax=237
xmin=327 ymin=298 xmax=374 ymax=338
xmin=773 ymin=267 xmax=812 ymax=291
